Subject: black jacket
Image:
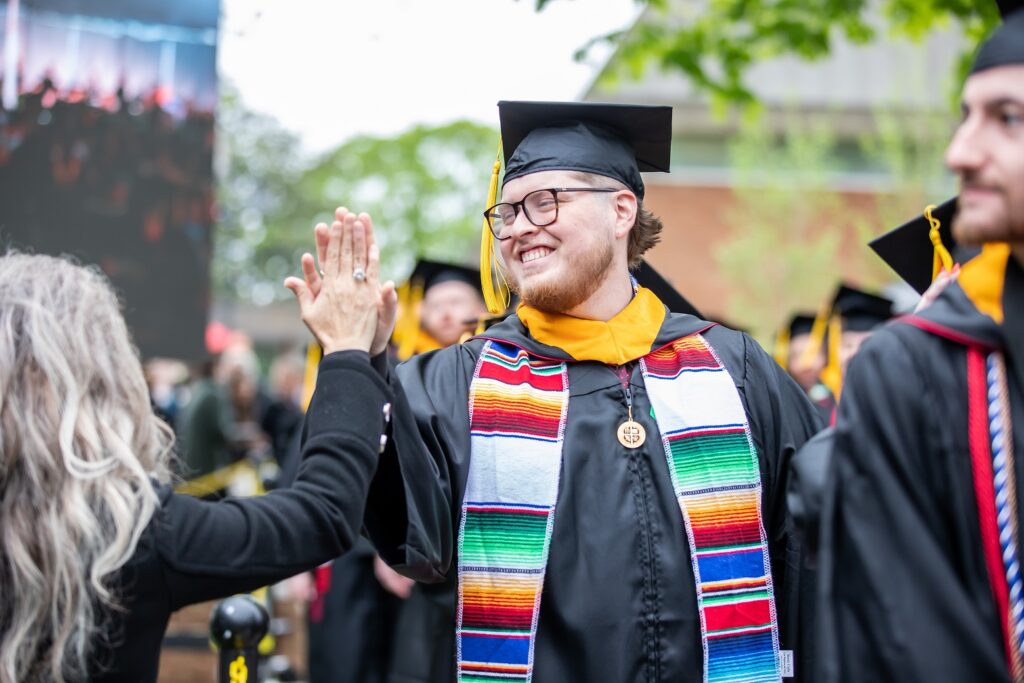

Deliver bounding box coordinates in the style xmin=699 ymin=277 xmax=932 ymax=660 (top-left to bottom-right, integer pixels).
xmin=91 ymin=352 xmax=390 ymax=682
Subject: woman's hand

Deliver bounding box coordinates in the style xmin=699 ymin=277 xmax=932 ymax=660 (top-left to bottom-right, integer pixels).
xmin=285 ymin=211 xmax=388 ymax=354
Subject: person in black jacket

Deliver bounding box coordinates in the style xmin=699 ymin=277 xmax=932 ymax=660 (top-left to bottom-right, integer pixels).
xmin=0 ymin=218 xmax=389 ymax=683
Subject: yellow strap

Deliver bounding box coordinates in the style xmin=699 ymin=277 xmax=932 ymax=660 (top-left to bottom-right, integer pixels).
xmin=175 ymin=460 xmax=254 ymax=497
xmin=301 ymin=342 xmax=322 ymax=412
xmin=480 ymin=139 xmax=510 ymax=315
xmin=772 ymin=326 xmax=790 ymax=369
xmin=925 ymin=204 xmax=955 ymax=281
xmin=820 ymin=314 xmax=844 ymax=401
xmin=796 ymin=303 xmax=830 ymax=371
xmin=396 ymin=281 xmax=425 ymax=361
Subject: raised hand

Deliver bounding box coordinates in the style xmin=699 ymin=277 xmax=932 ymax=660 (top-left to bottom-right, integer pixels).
xmin=285 ymin=213 xmax=383 ymax=354
xmin=305 ymin=208 xmax=399 ymax=356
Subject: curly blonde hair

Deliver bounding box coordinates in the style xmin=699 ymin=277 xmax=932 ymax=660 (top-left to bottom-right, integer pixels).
xmin=0 ymin=253 xmax=173 ymax=682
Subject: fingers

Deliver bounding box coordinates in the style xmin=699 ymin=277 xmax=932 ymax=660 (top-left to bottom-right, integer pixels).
xmin=380 ymin=279 xmax=399 ymax=327
xmin=315 ymin=222 xmax=329 ymax=272
xmin=339 ymin=213 xmax=355 ymax=275
xmin=301 ymin=252 xmax=321 ymax=296
xmin=324 ymin=219 xmax=342 ymax=277
xmin=365 ymin=243 xmax=381 ymax=286
xmin=359 ymin=212 xmax=376 ymax=248
xmin=284 ymin=276 xmax=313 ymax=312
xmin=352 ymin=219 xmax=368 ymax=277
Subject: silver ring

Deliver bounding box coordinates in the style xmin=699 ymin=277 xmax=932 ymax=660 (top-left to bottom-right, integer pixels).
xmin=352 ymin=267 xmax=366 ymax=282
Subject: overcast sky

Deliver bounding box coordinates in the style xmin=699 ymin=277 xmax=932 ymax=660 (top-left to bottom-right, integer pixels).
xmin=217 ymin=0 xmax=640 ymax=154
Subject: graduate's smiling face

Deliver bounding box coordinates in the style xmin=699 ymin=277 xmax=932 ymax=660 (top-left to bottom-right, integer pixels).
xmin=497 ymin=170 xmax=636 ymax=313
xmin=946 ymin=65 xmax=1024 ymax=246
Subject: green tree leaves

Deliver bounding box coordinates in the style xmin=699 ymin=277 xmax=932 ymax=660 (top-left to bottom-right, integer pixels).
xmin=214 ymin=88 xmax=496 ymax=304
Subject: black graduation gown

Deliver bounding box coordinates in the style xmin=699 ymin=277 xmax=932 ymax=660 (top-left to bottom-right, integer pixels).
xmin=817 ymin=259 xmax=1024 ymax=682
xmin=366 ymin=312 xmax=823 ymax=682
xmin=308 ymin=537 xmax=402 ymax=683
xmin=91 ymin=352 xmax=390 ymax=682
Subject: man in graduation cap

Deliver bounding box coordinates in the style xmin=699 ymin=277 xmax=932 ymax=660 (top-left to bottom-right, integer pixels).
xmin=825 ymin=284 xmax=894 ymax=397
xmin=393 ymin=259 xmax=490 ymax=360
xmin=775 ymin=313 xmax=835 ymax=416
xmin=289 ymin=101 xmax=821 ymax=682
xmin=817 ymin=5 xmax=1024 ymax=680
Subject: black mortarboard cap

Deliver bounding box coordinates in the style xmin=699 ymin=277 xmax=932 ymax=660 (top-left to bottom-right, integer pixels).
xmin=868 ymin=199 xmax=981 ymax=294
xmin=408 ymin=259 xmax=483 ymax=295
xmin=996 ymin=0 xmax=1024 ymax=19
xmin=870 ymin=199 xmax=956 ymax=295
xmin=498 ymin=101 xmax=673 ymax=201
xmin=788 ymin=313 xmax=818 ymax=338
xmin=831 ymin=284 xmax=894 ymax=332
xmin=972 ymin=2 xmax=1024 ymax=73
xmin=635 ymin=260 xmax=702 ymax=318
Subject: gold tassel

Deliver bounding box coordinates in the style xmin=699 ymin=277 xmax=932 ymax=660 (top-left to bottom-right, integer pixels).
xmin=396 ymin=281 xmax=424 ymax=361
xmin=301 ymin=342 xmax=322 ymax=412
xmin=820 ymin=314 xmax=844 ymax=401
xmin=796 ymin=303 xmax=830 ymax=372
xmin=925 ymin=204 xmax=955 ymax=281
xmin=481 ymin=140 xmax=510 ymax=315
xmin=772 ymin=326 xmax=790 ymax=370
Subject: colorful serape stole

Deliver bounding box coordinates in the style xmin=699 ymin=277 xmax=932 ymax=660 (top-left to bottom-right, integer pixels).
xmin=967 ymin=348 xmax=1024 ymax=681
xmin=641 ymin=335 xmax=781 ymax=683
xmin=459 ymin=335 xmax=779 ymax=682
xmin=457 ymin=341 xmax=569 ymax=683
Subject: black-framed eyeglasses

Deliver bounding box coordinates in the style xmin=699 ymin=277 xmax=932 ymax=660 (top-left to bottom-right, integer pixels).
xmin=483 ymin=187 xmax=619 ymax=240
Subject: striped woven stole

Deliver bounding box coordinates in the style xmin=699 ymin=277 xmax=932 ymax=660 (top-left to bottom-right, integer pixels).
xmin=458 ymin=335 xmax=780 ymax=683
xmin=641 ymin=336 xmax=781 ymax=683
xmin=967 ymin=348 xmax=1024 ymax=681
xmin=458 ymin=341 xmax=569 ymax=683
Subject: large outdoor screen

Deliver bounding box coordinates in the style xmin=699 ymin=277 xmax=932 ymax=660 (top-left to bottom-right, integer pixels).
xmin=0 ymin=0 xmax=219 ymax=360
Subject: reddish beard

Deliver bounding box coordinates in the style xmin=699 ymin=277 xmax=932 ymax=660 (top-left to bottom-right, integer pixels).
xmin=512 ymin=239 xmax=615 ymax=313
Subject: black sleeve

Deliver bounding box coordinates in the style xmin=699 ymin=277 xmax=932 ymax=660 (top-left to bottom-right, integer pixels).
xmin=363 ymin=345 xmax=477 ymax=583
xmin=154 ymin=351 xmax=392 ymax=610
xmin=736 ymin=332 xmax=825 ymax=682
xmin=786 ymin=426 xmax=834 ymax=560
xmin=817 ymin=331 xmax=1008 ymax=682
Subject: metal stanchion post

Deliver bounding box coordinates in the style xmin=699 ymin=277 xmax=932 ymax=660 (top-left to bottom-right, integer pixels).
xmin=210 ymin=595 xmax=270 ymax=683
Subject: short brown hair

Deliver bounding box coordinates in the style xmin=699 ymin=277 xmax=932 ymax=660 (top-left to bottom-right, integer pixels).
xmin=628 ymin=204 xmax=662 ymax=268
xmin=569 ymin=172 xmax=662 ymax=268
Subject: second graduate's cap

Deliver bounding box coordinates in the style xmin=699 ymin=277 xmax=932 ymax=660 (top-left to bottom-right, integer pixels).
xmin=832 ymin=284 xmax=894 ymax=332
xmin=788 ymin=313 xmax=818 ymax=338
xmin=996 ymin=0 xmax=1024 ymax=19
xmin=408 ymin=259 xmax=483 ymax=295
xmin=870 ymin=199 xmax=957 ymax=294
xmin=635 ymin=260 xmax=702 ymax=318
xmin=869 ymin=199 xmax=982 ymax=294
xmin=973 ymin=1 xmax=1024 ymax=73
xmin=498 ymin=101 xmax=673 ymax=200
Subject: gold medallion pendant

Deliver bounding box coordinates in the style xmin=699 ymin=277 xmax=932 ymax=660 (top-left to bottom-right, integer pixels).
xmin=617 ymin=420 xmax=647 ymax=449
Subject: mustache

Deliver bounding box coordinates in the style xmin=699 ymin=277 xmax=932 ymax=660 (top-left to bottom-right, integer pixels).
xmin=959 ymin=173 xmax=1003 ymax=193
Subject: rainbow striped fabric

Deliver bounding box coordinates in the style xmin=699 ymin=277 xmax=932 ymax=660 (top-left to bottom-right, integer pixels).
xmin=641 ymin=335 xmax=780 ymax=682
xmin=459 ymin=335 xmax=779 ymax=683
xmin=458 ymin=341 xmax=568 ymax=683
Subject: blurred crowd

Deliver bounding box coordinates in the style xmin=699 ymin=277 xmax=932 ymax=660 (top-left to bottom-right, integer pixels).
xmin=144 ymin=326 xmax=307 ymax=491
xmin=0 ymin=73 xmax=214 ymax=245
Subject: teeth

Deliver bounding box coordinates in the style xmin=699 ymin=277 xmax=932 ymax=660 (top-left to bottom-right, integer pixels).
xmin=522 ymin=248 xmax=552 ymax=264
